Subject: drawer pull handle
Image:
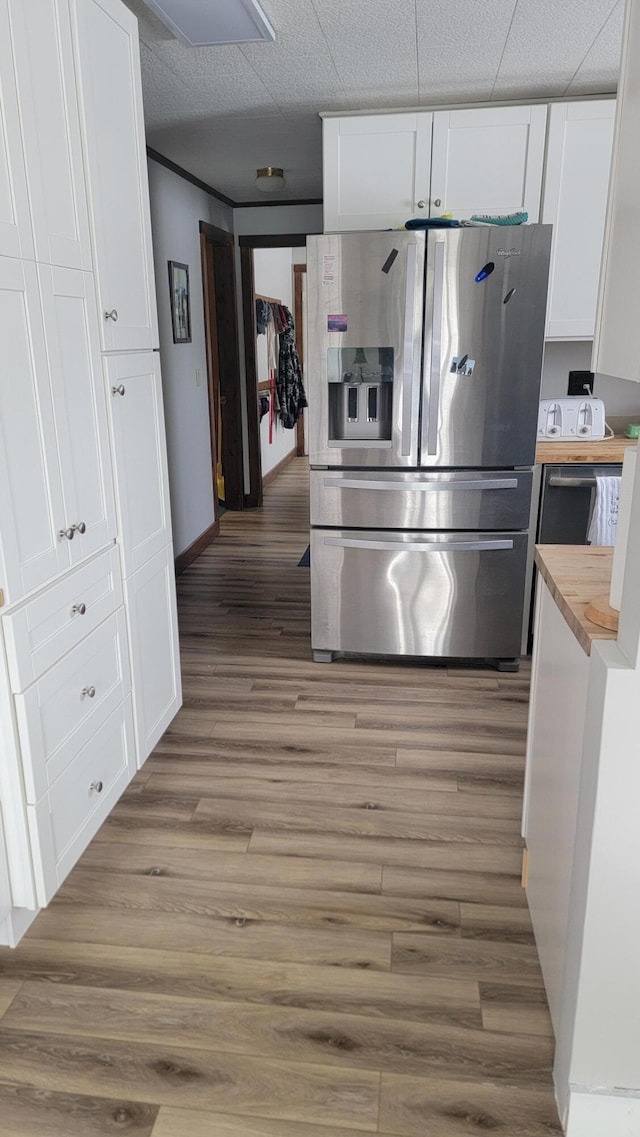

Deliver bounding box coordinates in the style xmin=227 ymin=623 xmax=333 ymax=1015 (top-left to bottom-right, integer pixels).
xmin=81 ymin=685 xmax=96 ymax=699
xmin=105 ymin=309 xmax=118 ymax=321
xmin=90 ymin=780 xmax=103 ymax=793
xmin=71 ymin=603 xmax=86 ymax=616
xmin=111 ymin=384 xmax=126 ymax=396
xmin=58 ymin=526 xmax=75 ymax=541
xmin=74 ymin=521 xmax=86 ymax=535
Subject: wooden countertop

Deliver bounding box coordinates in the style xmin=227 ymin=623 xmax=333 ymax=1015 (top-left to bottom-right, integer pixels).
xmin=534 ymin=545 xmax=616 ymax=655
xmin=535 ymin=435 xmax=637 ymax=464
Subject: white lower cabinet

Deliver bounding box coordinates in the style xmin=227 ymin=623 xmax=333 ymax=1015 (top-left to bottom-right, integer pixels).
xmin=28 ymin=694 xmax=135 ymax=905
xmin=0 ymin=810 xmax=12 ymax=929
xmin=124 ymin=544 xmax=181 ymax=764
xmin=14 ymin=608 xmax=131 ymax=802
xmin=522 ymin=579 xmax=590 ymax=1032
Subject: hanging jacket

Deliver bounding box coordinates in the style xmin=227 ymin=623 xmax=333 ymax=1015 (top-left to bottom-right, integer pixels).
xmin=276 ymin=307 xmax=307 ymax=429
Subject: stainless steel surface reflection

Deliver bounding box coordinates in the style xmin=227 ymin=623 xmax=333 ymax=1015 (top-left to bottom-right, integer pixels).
xmin=311 ymin=529 xmax=528 ymax=659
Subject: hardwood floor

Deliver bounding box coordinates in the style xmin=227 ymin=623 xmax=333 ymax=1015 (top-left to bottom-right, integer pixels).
xmin=0 ymin=459 xmax=560 ymax=1136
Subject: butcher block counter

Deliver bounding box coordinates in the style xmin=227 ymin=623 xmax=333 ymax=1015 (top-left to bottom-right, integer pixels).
xmin=535 ymin=434 xmax=637 ymax=464
xmin=534 ymin=545 xmax=616 ymax=654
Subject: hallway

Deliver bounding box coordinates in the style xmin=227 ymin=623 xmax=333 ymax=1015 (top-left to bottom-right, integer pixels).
xmin=0 ymin=458 xmax=560 ymax=1135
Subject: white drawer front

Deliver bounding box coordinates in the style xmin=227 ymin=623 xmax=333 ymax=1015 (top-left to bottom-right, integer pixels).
xmin=3 ymin=546 xmax=122 ymax=691
xmin=15 ymin=609 xmax=131 ymax=802
xmin=28 ymin=696 xmax=135 ymax=906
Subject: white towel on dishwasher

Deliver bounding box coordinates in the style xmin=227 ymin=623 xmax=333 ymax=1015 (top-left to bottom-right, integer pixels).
xmin=587 ymin=476 xmax=621 ymax=545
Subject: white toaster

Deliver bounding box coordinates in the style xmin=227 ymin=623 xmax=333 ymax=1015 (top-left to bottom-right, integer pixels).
xmin=537 ymin=397 xmax=606 ymax=441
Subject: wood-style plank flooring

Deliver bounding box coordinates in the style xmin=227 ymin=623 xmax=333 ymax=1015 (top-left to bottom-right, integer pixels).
xmin=0 ymin=459 xmax=560 ymax=1136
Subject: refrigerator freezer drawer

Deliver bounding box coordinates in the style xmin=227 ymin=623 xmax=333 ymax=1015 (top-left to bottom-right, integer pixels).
xmin=311 ymin=469 xmax=533 ymax=530
xmin=311 ymin=528 xmax=528 ymax=660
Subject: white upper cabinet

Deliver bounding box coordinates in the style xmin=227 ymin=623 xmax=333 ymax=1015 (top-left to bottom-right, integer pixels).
xmin=323 ymin=113 xmax=433 ymax=232
xmin=8 ymin=0 xmax=91 ymax=270
xmin=0 ymin=0 xmax=34 ymax=259
xmin=105 ymin=352 xmax=172 ymax=577
xmin=323 ymin=105 xmax=547 ymax=233
xmin=38 ymin=265 xmax=116 ymax=563
xmin=430 ymin=106 xmax=547 ymax=222
xmin=0 ymin=257 xmax=68 ymax=604
xmin=593 ymin=0 xmax=640 ymax=383
xmin=70 ymin=0 xmax=158 ymax=351
xmin=543 ymin=101 xmax=616 ymax=340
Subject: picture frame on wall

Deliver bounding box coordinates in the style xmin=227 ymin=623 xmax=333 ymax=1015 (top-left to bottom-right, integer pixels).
xmin=168 ymin=260 xmax=191 ymax=343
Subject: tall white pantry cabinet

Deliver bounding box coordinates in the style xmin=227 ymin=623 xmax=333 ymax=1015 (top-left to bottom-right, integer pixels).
xmin=0 ymin=0 xmax=181 ymax=945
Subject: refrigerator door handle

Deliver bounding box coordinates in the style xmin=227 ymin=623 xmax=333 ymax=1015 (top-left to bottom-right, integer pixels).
xmin=426 ymin=240 xmax=446 ymax=456
xmin=322 ymin=477 xmax=519 ymax=491
xmin=324 ymin=536 xmax=514 ymax=554
xmin=401 ymin=243 xmax=418 ymax=456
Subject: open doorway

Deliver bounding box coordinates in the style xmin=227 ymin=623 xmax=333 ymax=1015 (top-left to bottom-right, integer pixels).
xmin=240 ymin=235 xmax=308 ymax=508
xmin=200 ymin=221 xmax=244 ymax=512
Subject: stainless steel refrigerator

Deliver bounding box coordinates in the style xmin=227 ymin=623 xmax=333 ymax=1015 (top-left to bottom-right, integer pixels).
xmin=307 ymin=226 xmax=552 ymax=669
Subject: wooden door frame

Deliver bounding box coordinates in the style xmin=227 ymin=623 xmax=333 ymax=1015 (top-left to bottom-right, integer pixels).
xmin=239 ymin=233 xmax=308 ymax=507
xmin=200 ymin=221 xmax=244 ymax=511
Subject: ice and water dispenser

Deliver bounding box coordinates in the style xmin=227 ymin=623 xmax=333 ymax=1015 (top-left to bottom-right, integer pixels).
xmin=327 ymin=347 xmax=394 ymax=442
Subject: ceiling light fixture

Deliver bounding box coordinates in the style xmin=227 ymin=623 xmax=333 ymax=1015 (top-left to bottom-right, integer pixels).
xmin=255 ymin=167 xmax=285 ymax=192
xmin=141 ymin=0 xmax=276 ymax=47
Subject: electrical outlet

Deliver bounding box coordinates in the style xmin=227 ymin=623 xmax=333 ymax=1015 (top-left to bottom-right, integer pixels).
xmin=195 ymin=368 xmax=202 ymax=387
xmin=567 ymin=370 xmax=594 ymax=396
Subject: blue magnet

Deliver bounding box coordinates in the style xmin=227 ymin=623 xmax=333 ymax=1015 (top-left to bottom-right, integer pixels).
xmin=475 ymin=261 xmax=495 ymax=282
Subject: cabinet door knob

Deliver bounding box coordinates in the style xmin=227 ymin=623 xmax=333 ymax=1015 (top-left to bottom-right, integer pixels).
xmin=81 ymin=685 xmax=96 ymax=698
xmin=71 ymin=602 xmax=86 ymax=616
xmin=74 ymin=521 xmax=86 ymax=535
xmin=104 ymin=309 xmax=118 ymax=321
xmin=90 ymin=780 xmax=103 ymax=793
xmin=417 ymin=200 xmax=426 ymax=209
xmin=111 ymin=384 xmax=126 ymax=396
xmin=59 ymin=526 xmax=75 ymax=541
xmin=433 ymin=198 xmax=442 ymax=208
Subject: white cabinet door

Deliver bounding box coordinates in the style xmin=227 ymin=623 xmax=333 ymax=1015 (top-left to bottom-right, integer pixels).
xmin=0 ymin=257 xmax=68 ymax=605
xmin=0 ymin=811 xmax=12 ymax=930
xmin=38 ymin=265 xmax=116 ymax=565
xmin=9 ymin=0 xmax=91 ymax=269
xmin=431 ymin=105 xmax=547 ymax=221
xmin=523 ymin=580 xmax=589 ymax=1032
xmin=593 ymin=1 xmax=640 ymax=382
xmin=0 ymin=0 xmax=34 ymax=259
xmin=544 ymin=102 xmax=616 ymax=340
xmin=124 ymin=544 xmax=181 ymax=764
xmin=105 ymin=352 xmax=172 ymax=576
xmin=323 ymin=113 xmax=433 ymax=232
xmin=28 ymin=695 xmax=136 ymax=904
xmin=70 ymin=0 xmax=158 ymax=351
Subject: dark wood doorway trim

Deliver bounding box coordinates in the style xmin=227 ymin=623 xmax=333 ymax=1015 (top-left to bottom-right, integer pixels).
xmin=239 ymin=233 xmax=308 ymax=508
xmin=200 ymin=221 xmax=245 ymax=511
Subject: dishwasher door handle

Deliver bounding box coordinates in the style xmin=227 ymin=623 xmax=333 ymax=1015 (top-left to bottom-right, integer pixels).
xmin=548 ymin=476 xmax=597 ymax=488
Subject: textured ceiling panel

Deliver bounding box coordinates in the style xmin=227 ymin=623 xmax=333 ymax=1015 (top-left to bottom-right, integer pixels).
xmin=126 ymin=0 xmax=622 ymax=201
xmin=492 ymin=0 xmax=619 ymax=99
xmin=566 ymin=0 xmax=624 ymax=93
xmin=239 ymin=0 xmax=353 ymax=113
xmin=417 ymin=0 xmax=518 ymax=104
xmin=310 ymin=0 xmax=418 ymax=107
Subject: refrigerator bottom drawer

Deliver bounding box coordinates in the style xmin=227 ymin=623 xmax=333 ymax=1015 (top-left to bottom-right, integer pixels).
xmin=311 ymin=529 xmax=528 ymax=660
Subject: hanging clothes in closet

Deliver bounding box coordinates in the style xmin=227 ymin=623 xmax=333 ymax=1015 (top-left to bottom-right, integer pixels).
xmin=255 ymin=299 xmax=307 ymax=430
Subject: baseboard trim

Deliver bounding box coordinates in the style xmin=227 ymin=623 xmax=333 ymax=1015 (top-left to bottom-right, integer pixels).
xmin=174 ymin=520 xmax=219 ymax=574
xmin=262 ymin=447 xmax=296 ymax=488
xmin=565 ymin=1088 xmax=640 ymax=1136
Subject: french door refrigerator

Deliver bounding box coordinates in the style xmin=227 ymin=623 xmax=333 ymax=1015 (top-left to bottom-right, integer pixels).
xmin=307 ymin=226 xmax=552 ymax=668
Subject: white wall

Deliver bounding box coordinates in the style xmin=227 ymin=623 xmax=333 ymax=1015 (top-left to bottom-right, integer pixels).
xmin=254 ymin=247 xmax=297 ymax=477
xmin=147 ymin=159 xmax=233 ymax=555
xmin=542 ymin=341 xmax=640 ymax=418
xmin=233 ymin=204 xmax=323 ymax=237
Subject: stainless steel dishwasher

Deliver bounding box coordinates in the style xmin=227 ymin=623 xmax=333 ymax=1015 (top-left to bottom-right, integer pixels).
xmin=537 ymin=463 xmax=622 ymax=544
